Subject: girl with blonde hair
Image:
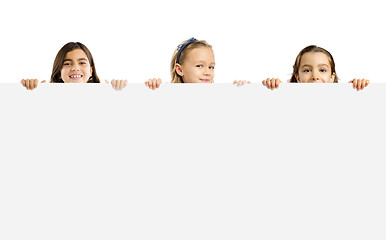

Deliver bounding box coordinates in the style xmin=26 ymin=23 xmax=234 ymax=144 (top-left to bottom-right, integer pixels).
xmin=145 ymin=37 xmax=215 ymax=90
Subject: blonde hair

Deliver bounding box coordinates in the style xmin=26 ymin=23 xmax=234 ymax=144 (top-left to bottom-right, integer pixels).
xmin=170 ymin=39 xmax=212 ymax=83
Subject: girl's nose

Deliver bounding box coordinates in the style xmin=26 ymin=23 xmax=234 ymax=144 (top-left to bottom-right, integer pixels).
xmin=312 ymin=72 xmax=319 ymax=80
xmin=204 ymin=69 xmax=212 ymax=76
xmin=71 ymin=64 xmax=80 ymax=71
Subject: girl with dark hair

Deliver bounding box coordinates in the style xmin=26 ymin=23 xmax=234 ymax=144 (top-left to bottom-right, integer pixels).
xmin=262 ymin=45 xmax=370 ymax=91
xmin=21 ymin=42 xmax=127 ymax=90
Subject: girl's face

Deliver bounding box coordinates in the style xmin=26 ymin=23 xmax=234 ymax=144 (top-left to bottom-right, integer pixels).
xmin=296 ymin=52 xmax=335 ymax=83
xmin=176 ymin=47 xmax=215 ymax=83
xmin=60 ymin=49 xmax=93 ymax=83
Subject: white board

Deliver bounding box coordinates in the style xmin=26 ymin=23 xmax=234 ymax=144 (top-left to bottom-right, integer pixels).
xmin=0 ymin=83 xmax=385 ymax=240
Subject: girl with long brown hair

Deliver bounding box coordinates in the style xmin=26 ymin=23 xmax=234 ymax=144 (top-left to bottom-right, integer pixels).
xmin=21 ymin=42 xmax=127 ymax=90
xmin=262 ymin=45 xmax=370 ymax=91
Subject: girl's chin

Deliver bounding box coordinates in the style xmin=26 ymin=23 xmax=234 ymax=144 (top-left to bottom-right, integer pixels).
xmin=64 ymin=78 xmax=87 ymax=83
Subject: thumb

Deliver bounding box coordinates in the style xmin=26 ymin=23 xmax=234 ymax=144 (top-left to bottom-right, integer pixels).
xmin=41 ymin=80 xmax=47 ymax=83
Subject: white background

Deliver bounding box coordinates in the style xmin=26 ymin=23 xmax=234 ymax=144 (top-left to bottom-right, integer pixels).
xmin=0 ymin=0 xmax=385 ymax=84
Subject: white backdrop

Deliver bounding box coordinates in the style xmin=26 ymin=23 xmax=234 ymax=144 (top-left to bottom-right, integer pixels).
xmin=0 ymin=83 xmax=385 ymax=239
xmin=0 ymin=0 xmax=385 ymax=83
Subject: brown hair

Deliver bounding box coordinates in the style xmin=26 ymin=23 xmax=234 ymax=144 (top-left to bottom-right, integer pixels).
xmin=50 ymin=42 xmax=100 ymax=83
xmin=170 ymin=39 xmax=212 ymax=83
xmin=290 ymin=45 xmax=338 ymax=83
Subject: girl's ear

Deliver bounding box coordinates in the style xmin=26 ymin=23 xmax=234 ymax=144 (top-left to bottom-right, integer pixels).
xmin=331 ymin=73 xmax=336 ymax=82
xmin=175 ymin=63 xmax=183 ymax=77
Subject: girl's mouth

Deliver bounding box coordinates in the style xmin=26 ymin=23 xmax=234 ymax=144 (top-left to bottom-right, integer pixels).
xmin=70 ymin=74 xmax=83 ymax=79
xmin=200 ymin=79 xmax=211 ymax=82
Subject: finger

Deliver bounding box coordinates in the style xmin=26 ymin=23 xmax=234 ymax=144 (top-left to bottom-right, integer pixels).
xmin=113 ymin=80 xmax=120 ymax=90
xmin=361 ymin=79 xmax=368 ymax=89
xmin=156 ymin=79 xmax=161 ymax=88
xmin=33 ymin=79 xmax=38 ymax=89
xmin=115 ymin=80 xmax=122 ymax=90
xmin=114 ymin=79 xmax=120 ymax=90
xmin=123 ymin=80 xmax=128 ymax=89
xmin=105 ymin=79 xmax=109 ymax=83
xmin=274 ymin=78 xmax=281 ymax=88
xmin=110 ymin=79 xmax=115 ymax=90
xmin=116 ymin=80 xmax=122 ymax=90
xmin=266 ymin=79 xmax=272 ymax=89
xmin=358 ymin=79 xmax=364 ymax=90
xmin=262 ymin=79 xmax=267 ymax=86
xmin=351 ymin=79 xmax=358 ymax=89
xmin=41 ymin=80 xmax=47 ymax=83
xmin=119 ymin=80 xmax=126 ymax=90
xmin=233 ymin=80 xmax=238 ymax=85
xmin=146 ymin=79 xmax=153 ymax=89
xmin=355 ymin=79 xmax=361 ymax=90
xmin=146 ymin=80 xmax=153 ymax=89
xmin=25 ymin=79 xmax=31 ymax=90
xmin=21 ymin=79 xmax=26 ymax=87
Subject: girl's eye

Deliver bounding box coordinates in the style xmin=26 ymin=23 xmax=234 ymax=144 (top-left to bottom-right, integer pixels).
xmin=63 ymin=62 xmax=71 ymax=66
xmin=303 ymin=69 xmax=311 ymax=73
xmin=209 ymin=66 xmax=215 ymax=70
xmin=196 ymin=65 xmax=203 ymax=68
xmin=80 ymin=62 xmax=87 ymax=65
xmin=320 ymin=69 xmax=326 ymax=72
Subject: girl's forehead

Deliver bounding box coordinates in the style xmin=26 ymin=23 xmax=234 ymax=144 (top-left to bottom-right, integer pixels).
xmin=64 ymin=49 xmax=88 ymax=60
xmin=300 ymin=52 xmax=330 ymax=66
xmin=185 ymin=47 xmax=215 ymax=61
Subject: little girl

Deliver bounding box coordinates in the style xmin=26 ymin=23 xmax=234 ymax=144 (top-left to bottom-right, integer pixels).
xmin=21 ymin=42 xmax=127 ymax=90
xmin=145 ymin=37 xmax=215 ymax=90
xmin=261 ymin=45 xmax=370 ymax=91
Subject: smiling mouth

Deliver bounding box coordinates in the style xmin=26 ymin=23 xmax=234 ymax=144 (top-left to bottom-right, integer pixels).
xmin=200 ymin=79 xmax=211 ymax=82
xmin=70 ymin=74 xmax=83 ymax=79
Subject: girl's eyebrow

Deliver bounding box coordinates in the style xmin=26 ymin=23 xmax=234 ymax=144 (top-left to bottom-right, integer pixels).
xmin=301 ymin=64 xmax=312 ymax=68
xmin=301 ymin=64 xmax=329 ymax=68
xmin=64 ymin=58 xmax=88 ymax=62
xmin=195 ymin=60 xmax=215 ymax=65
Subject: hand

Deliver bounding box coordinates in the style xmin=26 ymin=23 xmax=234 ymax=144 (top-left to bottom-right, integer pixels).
xmin=262 ymin=78 xmax=282 ymax=90
xmin=233 ymin=80 xmax=251 ymax=86
xmin=145 ymin=78 xmax=162 ymax=90
xmin=106 ymin=79 xmax=128 ymax=91
xmin=349 ymin=79 xmax=370 ymax=91
xmin=20 ymin=79 xmax=46 ymax=90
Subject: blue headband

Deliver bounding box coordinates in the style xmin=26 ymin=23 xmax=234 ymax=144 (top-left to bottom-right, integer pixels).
xmin=176 ymin=37 xmax=198 ymax=64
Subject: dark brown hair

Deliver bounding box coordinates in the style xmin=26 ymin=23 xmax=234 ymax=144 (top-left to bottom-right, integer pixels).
xmin=50 ymin=42 xmax=100 ymax=83
xmin=290 ymin=45 xmax=338 ymax=83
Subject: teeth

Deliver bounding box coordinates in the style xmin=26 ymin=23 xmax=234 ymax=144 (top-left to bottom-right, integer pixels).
xmin=70 ymin=75 xmax=82 ymax=78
